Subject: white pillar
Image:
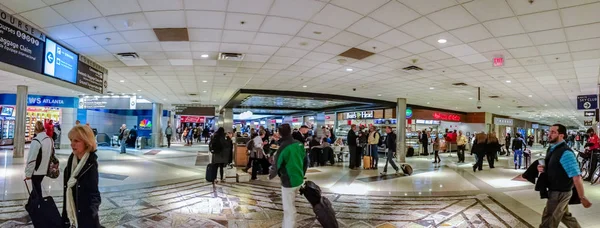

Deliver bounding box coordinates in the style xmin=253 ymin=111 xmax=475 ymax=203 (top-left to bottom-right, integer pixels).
xmin=396 ymin=98 xmax=407 ymax=163
xmin=13 ymin=85 xmax=27 ymax=158
xmin=222 ymin=108 xmax=233 ymax=133
xmin=152 ymin=103 xmax=163 ymax=147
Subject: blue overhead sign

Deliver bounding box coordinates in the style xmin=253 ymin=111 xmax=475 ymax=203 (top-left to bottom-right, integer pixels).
xmin=577 ymin=94 xmax=598 ymax=110
xmin=0 ymin=94 xmax=77 ymax=108
xmin=44 ymin=38 xmax=78 ymax=84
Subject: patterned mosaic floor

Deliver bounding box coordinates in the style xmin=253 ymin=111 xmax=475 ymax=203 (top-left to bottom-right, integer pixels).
xmin=0 ymin=179 xmax=532 ymax=228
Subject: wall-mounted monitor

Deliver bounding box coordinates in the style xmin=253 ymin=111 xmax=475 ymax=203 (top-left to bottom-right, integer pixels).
xmin=44 ymin=38 xmax=78 ymax=84
xmin=1 ymin=106 xmax=14 ymax=116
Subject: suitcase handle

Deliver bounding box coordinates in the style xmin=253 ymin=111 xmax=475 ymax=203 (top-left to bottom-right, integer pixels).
xmin=24 ymin=180 xmax=30 ymax=195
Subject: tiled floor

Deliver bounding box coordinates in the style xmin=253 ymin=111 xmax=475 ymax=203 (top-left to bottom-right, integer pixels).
xmin=1 ymin=143 xmax=600 ymax=227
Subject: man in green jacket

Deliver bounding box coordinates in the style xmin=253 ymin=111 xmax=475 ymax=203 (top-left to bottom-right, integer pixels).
xmin=270 ymin=123 xmax=307 ymax=228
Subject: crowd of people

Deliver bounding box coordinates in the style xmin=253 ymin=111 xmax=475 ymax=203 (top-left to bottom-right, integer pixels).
xmin=178 ymin=125 xmax=211 ymax=146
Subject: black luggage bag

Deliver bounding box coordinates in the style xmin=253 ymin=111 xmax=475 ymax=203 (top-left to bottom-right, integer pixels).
xmin=206 ymin=163 xmax=218 ymax=182
xmin=24 ymin=180 xmax=62 ymax=228
xmin=299 ymin=181 xmax=339 ymax=228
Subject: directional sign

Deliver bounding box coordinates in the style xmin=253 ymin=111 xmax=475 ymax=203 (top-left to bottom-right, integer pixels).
xmin=577 ymin=95 xmax=598 ymax=110
xmin=584 ymin=120 xmax=593 ymax=126
xmin=584 ymin=111 xmax=596 ymax=117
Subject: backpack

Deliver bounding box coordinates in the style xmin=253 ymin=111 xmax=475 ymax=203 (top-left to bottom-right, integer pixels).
xmin=33 ymin=138 xmax=60 ymax=179
xmin=246 ymin=139 xmax=254 ymax=151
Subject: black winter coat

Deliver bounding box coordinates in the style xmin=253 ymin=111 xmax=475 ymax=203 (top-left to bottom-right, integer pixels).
xmin=485 ymin=141 xmax=500 ymax=155
xmin=62 ymin=152 xmax=102 ymax=228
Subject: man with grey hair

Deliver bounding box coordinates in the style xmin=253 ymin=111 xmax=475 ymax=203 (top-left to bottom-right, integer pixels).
xmin=119 ymin=124 xmax=130 ymax=154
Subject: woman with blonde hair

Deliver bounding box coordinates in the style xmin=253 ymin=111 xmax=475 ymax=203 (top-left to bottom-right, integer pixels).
xmin=485 ymin=132 xmax=500 ymax=169
xmin=472 ymin=133 xmax=487 ymax=172
xmin=62 ymin=125 xmax=101 ymax=227
xmin=24 ymin=121 xmax=54 ymax=199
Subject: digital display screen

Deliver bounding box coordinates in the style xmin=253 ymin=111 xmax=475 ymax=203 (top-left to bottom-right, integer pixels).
xmin=1 ymin=106 xmax=14 ymax=116
xmin=44 ymin=38 xmax=78 ymax=84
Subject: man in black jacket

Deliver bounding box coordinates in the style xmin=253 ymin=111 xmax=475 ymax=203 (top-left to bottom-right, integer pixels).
xmin=292 ymin=125 xmax=308 ymax=143
xmin=381 ymin=126 xmax=399 ymax=175
xmin=347 ymin=124 xmax=358 ymax=169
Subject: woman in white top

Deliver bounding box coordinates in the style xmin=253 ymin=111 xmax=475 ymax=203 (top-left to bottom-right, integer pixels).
xmin=251 ymin=130 xmax=267 ymax=180
xmin=25 ymin=121 xmax=54 ymax=198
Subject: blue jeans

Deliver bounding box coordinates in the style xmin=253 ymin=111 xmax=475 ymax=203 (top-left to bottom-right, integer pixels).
xmin=369 ymin=144 xmax=378 ymax=168
xmin=120 ymin=139 xmax=127 ymax=153
xmin=514 ymin=149 xmax=523 ymax=168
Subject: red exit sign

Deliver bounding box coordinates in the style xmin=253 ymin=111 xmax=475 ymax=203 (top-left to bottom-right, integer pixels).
xmin=493 ymin=57 xmax=504 ymax=67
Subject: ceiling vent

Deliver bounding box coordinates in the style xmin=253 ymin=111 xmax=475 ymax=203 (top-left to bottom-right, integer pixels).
xmin=488 ymin=95 xmax=500 ymax=99
xmin=115 ymin=52 xmax=139 ymax=60
xmin=188 ymin=93 xmax=198 ymax=96
xmin=191 ymin=100 xmax=200 ymax=103
xmin=339 ymin=48 xmax=375 ymax=60
xmin=218 ymin=53 xmax=244 ymax=61
xmin=154 ymin=28 xmax=189 ymax=41
xmin=402 ymin=65 xmax=423 ymax=71
xmin=452 ymin=82 xmax=468 ymax=86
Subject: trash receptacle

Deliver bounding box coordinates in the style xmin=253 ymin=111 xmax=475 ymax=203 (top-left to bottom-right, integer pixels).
xmin=136 ymin=137 xmax=147 ymax=149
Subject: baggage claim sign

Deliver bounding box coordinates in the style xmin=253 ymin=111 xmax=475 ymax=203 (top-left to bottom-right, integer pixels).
xmin=0 ymin=9 xmax=45 ymax=73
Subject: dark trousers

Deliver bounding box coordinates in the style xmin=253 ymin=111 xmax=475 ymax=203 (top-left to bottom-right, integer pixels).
xmin=486 ymin=152 xmax=495 ymax=168
xmin=457 ymin=145 xmax=465 ymax=162
xmin=369 ymin=145 xmax=378 ymax=168
xmin=215 ymin=163 xmax=225 ymax=180
xmin=505 ymin=144 xmax=510 ymax=156
xmin=166 ymin=134 xmax=172 ymax=148
xmin=251 ymin=159 xmax=260 ymax=179
xmin=474 ymin=152 xmax=485 ymax=170
xmin=422 ymin=143 xmax=429 ymax=155
xmin=349 ymin=145 xmax=358 ymax=168
xmin=30 ymin=175 xmax=44 ymax=199
xmin=434 ymin=150 xmax=441 ymax=163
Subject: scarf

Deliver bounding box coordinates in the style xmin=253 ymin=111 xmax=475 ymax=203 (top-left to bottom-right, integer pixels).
xmin=66 ymin=152 xmax=90 ymax=227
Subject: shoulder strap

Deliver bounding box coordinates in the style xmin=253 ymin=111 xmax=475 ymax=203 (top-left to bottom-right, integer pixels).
xmin=33 ymin=138 xmax=49 ymax=171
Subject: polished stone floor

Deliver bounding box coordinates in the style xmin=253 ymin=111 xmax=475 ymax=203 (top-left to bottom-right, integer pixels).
xmin=1 ymin=142 xmax=600 ymax=227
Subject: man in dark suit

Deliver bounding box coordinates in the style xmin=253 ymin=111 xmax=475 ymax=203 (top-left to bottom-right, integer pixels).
xmin=347 ymin=124 xmax=358 ymax=169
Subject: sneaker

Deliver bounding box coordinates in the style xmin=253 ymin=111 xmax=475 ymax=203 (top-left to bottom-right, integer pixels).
xmin=380 ymin=172 xmax=387 ymax=175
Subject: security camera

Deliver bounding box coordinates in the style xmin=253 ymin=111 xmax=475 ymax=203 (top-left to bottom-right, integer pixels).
xmin=352 ymin=88 xmax=356 ymax=91
xmin=476 ymin=100 xmax=482 ymax=109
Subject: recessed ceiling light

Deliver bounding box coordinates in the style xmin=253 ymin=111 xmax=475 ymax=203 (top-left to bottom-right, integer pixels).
xmin=202 ymin=80 xmax=207 ymax=83
xmin=302 ymin=85 xmax=307 ymax=88
xmin=427 ymin=102 xmax=430 ymax=104
xmin=497 ymin=106 xmax=501 ymax=108
xmin=377 ymin=94 xmax=382 ymax=97
xmin=468 ymin=97 xmax=473 ymax=100
xmin=437 ymin=39 xmax=447 ymax=44
xmin=346 ymin=68 xmax=353 ymax=72
xmin=429 ymin=87 xmax=434 ymax=90
xmin=203 ymin=90 xmax=207 ymax=93
xmin=213 ymin=100 xmax=216 ymax=102
xmin=200 ymin=54 xmax=209 ymax=58
xmin=138 ymin=96 xmax=142 ymax=98
xmin=137 ymin=89 xmax=141 ymax=92
xmin=163 ymin=98 xmax=166 ymax=101
xmin=528 ymin=95 xmax=533 ymax=97
xmin=544 ymin=104 xmax=548 ymax=106
xmin=119 ymin=80 xmax=124 ymax=83
xmin=506 ymin=80 xmax=511 ymax=83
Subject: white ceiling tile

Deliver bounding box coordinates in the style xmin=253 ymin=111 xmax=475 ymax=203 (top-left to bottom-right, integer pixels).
xmin=379 ymin=48 xmax=412 ymax=59
xmin=52 ymin=0 xmax=102 ymax=22
xmin=399 ymin=40 xmax=436 ymax=54
xmin=286 ymin=37 xmax=323 ymax=51
xmin=363 ymin=54 xmax=393 ymax=65
xmin=543 ymin=53 xmax=572 ymax=63
xmin=506 ymin=0 xmax=557 ymax=15
xmin=161 ymin=42 xmax=191 ymax=52
xmin=568 ymin=38 xmax=600 ymax=52
xmin=104 ymin=43 xmax=135 ymax=53
xmin=427 ymin=6 xmax=478 ymax=30
xmin=497 ymin=34 xmax=533 ymax=49
xmin=20 ymin=7 xmax=68 ymax=27
xmin=374 ymin=29 xmax=415 ymax=47
xmin=440 ymin=44 xmax=478 ymax=57
xmin=183 ymin=0 xmax=227 ymax=11
xmin=89 ymin=0 xmax=141 ymax=16
xmin=247 ymin=45 xmax=279 ymax=55
xmin=449 ymin=24 xmax=493 ymax=43
xmin=144 ymin=11 xmax=186 ymax=28
xmin=518 ymin=10 xmax=561 ymax=32
xmin=63 ymin=36 xmax=98 ymax=48
xmin=561 ymin=2 xmax=600 ymax=27
xmin=188 ymin=29 xmax=222 ymax=42
xmin=565 ymin=23 xmax=600 ymax=41
xmin=138 ymin=51 xmax=167 ymax=59
xmin=328 ymin=31 xmax=369 ymax=47
xmin=74 ymin=17 xmax=117 ymax=36
xmin=90 ymin=32 xmax=127 ymax=45
xmin=330 ymin=0 xmax=388 ymax=15
xmin=2 ymin=0 xmax=46 ymax=13
xmin=45 ymin=24 xmax=85 ymax=40
xmin=186 ymin=11 xmax=225 ymax=29
xmin=356 ymin=40 xmax=392 ymax=53
xmin=419 ymin=50 xmax=453 ymax=61
xmin=224 ymin=13 xmax=265 ymax=31
xmin=169 ymin=59 xmax=193 ymax=66
xmin=436 ymin=58 xmax=466 ymax=67
xmin=269 ymin=0 xmax=325 ymax=20
xmin=517 ymin=56 xmax=544 ymax=66
xmin=138 ymin=0 xmax=183 ymax=11
xmin=260 ymin=16 xmax=305 ymax=35
xmin=316 ymin=42 xmax=350 ymax=55
xmin=227 ymin=0 xmax=273 ymax=14
xmin=422 ymin=32 xmax=463 ymax=48
xmin=106 ymin=13 xmax=150 ymax=31
xmin=398 ymin=0 xmax=458 ymax=15
xmin=253 ymin=33 xmax=292 ymax=46
xmin=77 ymin=46 xmax=110 ymax=56
xmin=369 ymin=1 xmax=419 ymax=28
xmin=165 ymin=51 xmax=192 ymax=59
xmin=529 ymin=29 xmax=566 ymax=45
xmin=537 ymin=43 xmax=569 ymax=55
xmin=268 ymin=56 xmax=299 ymax=65
xmin=483 ymin=17 xmax=525 ymax=37
xmin=571 ymin=50 xmax=600 ymax=61
xmin=297 ymin=23 xmax=341 ymax=41
xmin=274 ymin=48 xmax=309 ymax=58
xmin=556 ymin=0 xmax=600 ymax=8
xmin=310 ymin=4 xmax=362 ymax=29
xmin=304 ymin=52 xmax=334 ymax=61
xmin=399 ymin=17 xmax=444 ymax=39
xmin=219 ymin=43 xmax=249 ymax=53
xmin=468 ymin=38 xmax=503 ymax=53
xmin=192 ymin=52 xmax=217 ymax=60
xmin=463 ymin=0 xmax=514 ymax=22
xmin=130 ymin=42 xmax=164 ymax=52
xmin=347 ymin=17 xmax=392 ymax=39
xmin=120 ymin=30 xmax=158 ymax=42
xmin=222 ymin=30 xmax=256 ymax=44
xmin=508 ymin=46 xmax=539 ymax=58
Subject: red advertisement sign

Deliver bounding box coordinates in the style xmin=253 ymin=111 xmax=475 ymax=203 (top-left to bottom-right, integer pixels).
xmin=432 ymin=112 xmax=461 ymax=122
xmin=180 ymin=115 xmax=205 ymax=123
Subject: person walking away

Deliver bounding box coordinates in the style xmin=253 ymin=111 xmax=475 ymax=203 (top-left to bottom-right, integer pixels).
xmin=457 ymin=131 xmax=467 ymax=163
xmin=118 ymin=124 xmax=129 ymax=154
xmin=128 ymin=126 xmax=138 ymax=148
xmin=367 ymin=126 xmax=380 ymax=169
xmin=210 ymin=127 xmax=229 ymax=182
xmin=63 ymin=125 xmax=102 ymax=227
xmin=583 ymin=128 xmax=600 ymax=182
xmin=165 ymin=124 xmax=173 ymax=148
xmin=203 ymin=127 xmax=211 ymax=144
xmin=176 ymin=127 xmax=182 ymax=142
xmin=381 ymin=126 xmax=400 ymax=175
xmin=357 ymin=126 xmax=368 ymax=162
xmin=187 ymin=127 xmax=194 ymax=146
xmin=347 ymin=124 xmax=358 ymax=169
xmin=433 ymin=136 xmax=443 ymax=164
xmin=486 ymin=133 xmax=500 ymax=168
xmin=538 ymin=124 xmax=591 ymax=227
xmin=268 ymin=124 xmax=307 ymax=228
xmin=505 ymin=133 xmax=512 ymax=156
xmin=194 ymin=127 xmax=201 ymax=143
xmin=512 ymin=133 xmax=527 ymax=169
xmin=472 ymin=133 xmax=487 ymax=172
xmin=250 ymin=130 xmax=267 ymax=180
xmin=24 ymin=121 xmax=54 ymax=200
xmin=420 ymin=130 xmax=429 ymax=156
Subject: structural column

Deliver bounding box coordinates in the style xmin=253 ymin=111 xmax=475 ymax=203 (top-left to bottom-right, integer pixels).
xmin=396 ymin=98 xmax=407 ymax=163
xmin=333 ymin=112 xmax=339 ymax=133
xmin=152 ymin=103 xmax=163 ymax=148
xmin=13 ymin=85 xmax=27 ymax=158
xmin=222 ymin=108 xmax=233 ymax=133
xmin=315 ymin=112 xmax=326 ymax=137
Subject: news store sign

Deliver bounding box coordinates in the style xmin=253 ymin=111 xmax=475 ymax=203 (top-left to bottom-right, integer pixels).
xmin=0 ymin=13 xmax=44 ymax=73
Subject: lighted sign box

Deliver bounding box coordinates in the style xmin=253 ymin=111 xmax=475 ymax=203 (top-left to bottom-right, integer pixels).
xmin=432 ymin=112 xmax=461 ymax=121
xmin=345 ymin=111 xmax=374 ymax=119
xmin=44 ymin=38 xmax=78 ymax=84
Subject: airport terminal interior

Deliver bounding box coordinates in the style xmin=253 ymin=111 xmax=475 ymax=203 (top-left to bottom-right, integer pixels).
xmin=3 ymin=0 xmax=600 ymax=227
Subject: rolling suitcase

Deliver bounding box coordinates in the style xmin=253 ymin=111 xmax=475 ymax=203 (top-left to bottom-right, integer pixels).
xmin=401 ymin=164 xmax=413 ymax=176
xmin=205 ymin=163 xmax=218 ymax=182
xmin=363 ymin=146 xmax=373 ymax=169
xmin=24 ymin=180 xmax=62 ymax=228
xmin=299 ymin=181 xmax=339 ymax=228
